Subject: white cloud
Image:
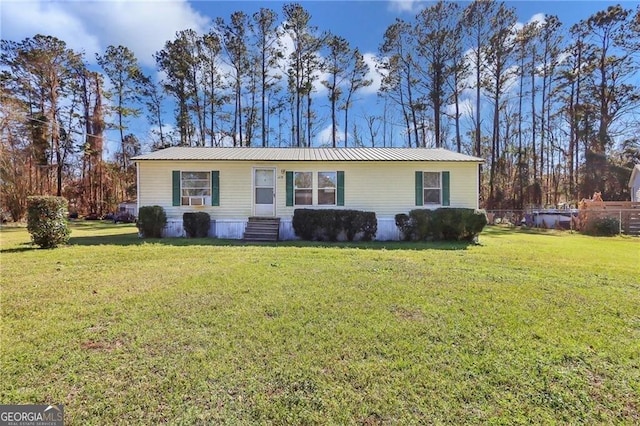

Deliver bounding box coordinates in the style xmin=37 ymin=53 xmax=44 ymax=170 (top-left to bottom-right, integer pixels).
xmin=1 ymin=0 xmax=210 ymax=66
xmin=387 ymin=0 xmax=425 ymax=14
xmin=277 ymin=21 xmax=328 ymax=98
xmin=278 ymin=21 xmax=296 ymax=62
xmin=316 ymin=124 xmax=345 ymax=147
xmin=513 ymin=21 xmax=525 ymax=34
xmin=446 ymin=98 xmax=475 ymax=119
xmin=360 ymin=53 xmax=382 ymax=95
xmin=528 ymin=13 xmax=546 ymax=25
xmin=502 ymin=64 xmax=521 ymax=94
xmin=1 ymin=1 xmax=101 ymax=57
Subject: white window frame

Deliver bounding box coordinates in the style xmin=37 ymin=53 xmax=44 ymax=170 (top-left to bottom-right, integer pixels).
xmin=317 ymin=171 xmax=337 ymax=206
xmin=423 ymin=171 xmax=441 ymax=205
xmin=294 ymin=171 xmax=313 ymax=206
xmin=181 ymin=171 xmax=211 ymax=206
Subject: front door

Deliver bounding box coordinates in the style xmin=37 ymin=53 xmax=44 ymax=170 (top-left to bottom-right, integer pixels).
xmin=253 ymin=168 xmax=276 ymax=216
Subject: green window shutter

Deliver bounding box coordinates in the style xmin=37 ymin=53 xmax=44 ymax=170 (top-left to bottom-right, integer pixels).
xmin=337 ymin=171 xmax=345 ymax=206
xmin=442 ymin=171 xmax=450 ymax=206
xmin=211 ymin=171 xmax=220 ymax=206
xmin=172 ymin=170 xmax=181 ymax=206
xmin=286 ymin=171 xmax=293 ymax=207
xmin=415 ymin=171 xmax=423 ymax=206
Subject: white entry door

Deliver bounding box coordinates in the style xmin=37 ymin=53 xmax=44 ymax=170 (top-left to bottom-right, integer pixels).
xmin=253 ymin=168 xmax=276 ymax=216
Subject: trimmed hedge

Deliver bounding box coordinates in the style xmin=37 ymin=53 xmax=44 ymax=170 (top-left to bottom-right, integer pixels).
xmin=137 ymin=205 xmax=167 ymax=238
xmin=183 ymin=212 xmax=211 ymax=238
xmin=394 ymin=213 xmax=413 ymax=241
xmin=293 ymin=209 xmax=377 ymax=241
xmin=26 ymin=196 xmax=71 ymax=248
xmin=395 ymin=208 xmax=487 ymax=242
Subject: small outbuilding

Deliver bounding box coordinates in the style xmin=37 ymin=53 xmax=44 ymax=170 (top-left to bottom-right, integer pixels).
xmin=133 ymin=147 xmax=483 ymax=240
xmin=117 ymin=201 xmax=137 ymax=216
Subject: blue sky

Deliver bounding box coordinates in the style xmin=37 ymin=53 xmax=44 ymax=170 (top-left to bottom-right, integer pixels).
xmin=1 ymin=0 xmax=630 ymax=151
xmin=188 ymin=1 xmax=621 ymax=55
xmin=2 ymin=0 xmax=622 ymax=71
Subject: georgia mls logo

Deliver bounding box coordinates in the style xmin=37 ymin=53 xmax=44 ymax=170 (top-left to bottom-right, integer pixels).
xmin=0 ymin=404 xmax=64 ymax=426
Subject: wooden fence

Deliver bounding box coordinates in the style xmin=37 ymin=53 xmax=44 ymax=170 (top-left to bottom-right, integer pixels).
xmin=578 ymin=201 xmax=640 ymax=235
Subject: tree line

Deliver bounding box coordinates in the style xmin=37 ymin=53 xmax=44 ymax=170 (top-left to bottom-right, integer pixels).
xmin=1 ymin=1 xmax=639 ymax=220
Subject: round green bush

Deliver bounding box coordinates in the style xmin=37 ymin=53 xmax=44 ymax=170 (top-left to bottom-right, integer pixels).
xmin=137 ymin=205 xmax=167 ymax=238
xmin=26 ymin=196 xmax=71 ymax=248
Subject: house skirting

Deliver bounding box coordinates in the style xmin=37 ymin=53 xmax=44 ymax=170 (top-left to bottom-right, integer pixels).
xmin=162 ymin=220 xmax=217 ymax=238
xmin=161 ymin=217 xmax=402 ymax=241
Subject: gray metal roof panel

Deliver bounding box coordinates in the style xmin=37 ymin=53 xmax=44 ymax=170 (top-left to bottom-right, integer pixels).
xmin=133 ymin=147 xmax=484 ymax=162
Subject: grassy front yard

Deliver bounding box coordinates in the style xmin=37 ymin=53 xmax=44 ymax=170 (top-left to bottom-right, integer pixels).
xmin=1 ymin=223 xmax=638 ymax=424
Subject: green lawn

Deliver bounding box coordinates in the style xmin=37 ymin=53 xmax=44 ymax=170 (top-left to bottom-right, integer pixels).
xmin=1 ymin=223 xmax=638 ymax=425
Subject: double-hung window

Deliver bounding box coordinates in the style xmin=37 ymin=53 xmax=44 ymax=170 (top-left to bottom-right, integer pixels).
xmin=317 ymin=172 xmax=337 ymax=205
xmin=181 ymin=171 xmax=211 ymax=206
xmin=294 ymin=172 xmax=312 ymax=205
xmin=286 ymin=171 xmax=344 ymax=207
xmin=423 ymin=172 xmax=441 ymax=204
xmin=415 ymin=171 xmax=450 ymax=206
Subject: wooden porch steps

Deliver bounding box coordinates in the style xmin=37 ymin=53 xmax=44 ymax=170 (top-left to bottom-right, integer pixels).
xmin=243 ymin=217 xmax=281 ymax=242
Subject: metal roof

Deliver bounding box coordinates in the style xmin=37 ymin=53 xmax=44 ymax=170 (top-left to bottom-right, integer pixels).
xmin=133 ymin=147 xmax=483 ymax=162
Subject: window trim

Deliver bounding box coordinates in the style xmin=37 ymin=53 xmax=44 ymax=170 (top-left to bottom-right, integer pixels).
xmin=181 ymin=171 xmax=212 ymax=206
xmin=317 ymin=171 xmax=338 ymax=206
xmin=416 ymin=170 xmax=450 ymax=207
xmin=293 ymin=171 xmax=313 ymax=206
xmin=423 ymin=171 xmax=442 ymax=205
xmin=286 ymin=170 xmax=344 ymax=207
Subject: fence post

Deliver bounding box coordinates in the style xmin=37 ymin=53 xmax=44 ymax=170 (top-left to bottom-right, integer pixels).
xmin=619 ymin=210 xmax=622 ymax=235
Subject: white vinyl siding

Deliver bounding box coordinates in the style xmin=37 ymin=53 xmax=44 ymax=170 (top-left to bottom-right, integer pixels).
xmin=136 ymin=160 xmax=479 ymax=221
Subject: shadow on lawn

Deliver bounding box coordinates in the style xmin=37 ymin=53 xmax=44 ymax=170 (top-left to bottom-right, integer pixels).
xmin=66 ymin=220 xmax=122 ymax=230
xmin=2 ymin=223 xmax=572 ymax=253
xmin=0 ymin=244 xmax=39 ymax=254
xmin=66 ymin=232 xmax=476 ymax=251
xmin=485 ymin=224 xmax=573 ymax=237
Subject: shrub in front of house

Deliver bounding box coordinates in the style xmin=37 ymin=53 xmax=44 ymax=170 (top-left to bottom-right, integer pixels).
xmin=432 ymin=208 xmax=487 ymax=241
xmin=395 ymin=209 xmax=435 ymax=241
xmin=396 ymin=208 xmax=487 ymax=242
xmin=293 ymin=209 xmax=339 ymax=241
xmin=183 ymin=212 xmax=211 ymax=238
xmin=430 ymin=208 xmax=463 ymax=240
xmin=26 ymin=196 xmax=71 ymax=248
xmin=586 ymin=216 xmax=620 ymax=236
xmin=293 ymin=209 xmax=377 ymax=241
xmin=395 ymin=213 xmax=412 ymax=241
xmin=292 ymin=209 xmax=320 ymax=240
xmin=137 ymin=205 xmax=167 ymax=238
xmin=342 ymin=210 xmax=377 ymax=241
xmin=316 ymin=209 xmax=341 ymax=241
xmin=464 ymin=209 xmax=489 ymax=238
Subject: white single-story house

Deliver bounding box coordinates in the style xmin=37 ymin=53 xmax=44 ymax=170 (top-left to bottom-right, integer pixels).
xmin=630 ymin=164 xmax=640 ymax=202
xmin=133 ymin=147 xmax=483 ymax=240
